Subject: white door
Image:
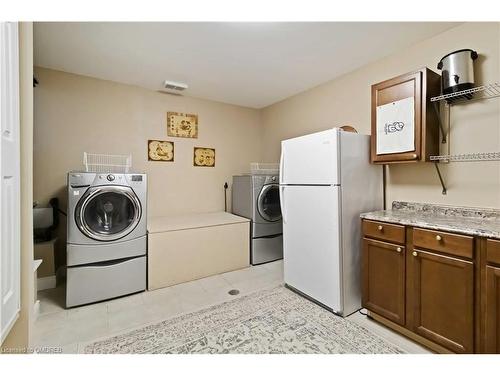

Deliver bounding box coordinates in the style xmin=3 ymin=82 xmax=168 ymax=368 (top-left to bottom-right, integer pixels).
xmin=280 ymin=185 xmax=342 ymax=312
xmin=0 ymin=22 xmax=21 ymax=344
xmin=280 ymin=128 xmax=339 ymax=185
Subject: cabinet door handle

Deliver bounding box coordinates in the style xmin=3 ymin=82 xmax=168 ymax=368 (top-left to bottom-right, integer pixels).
xmin=412 ymin=251 xmax=418 ymax=257
xmin=396 ymin=247 xmax=402 ymax=253
xmin=377 ymin=225 xmax=383 ymax=231
xmin=435 ymin=235 xmax=442 ymax=241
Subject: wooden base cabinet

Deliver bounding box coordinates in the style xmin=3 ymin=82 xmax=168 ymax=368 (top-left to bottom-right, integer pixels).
xmin=408 ymin=249 xmax=474 ymax=353
xmin=362 ymin=239 xmax=405 ymax=325
xmin=362 ymin=219 xmax=480 ymax=354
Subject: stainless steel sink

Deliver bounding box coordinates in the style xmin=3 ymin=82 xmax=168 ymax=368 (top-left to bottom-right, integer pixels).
xmin=33 ymin=206 xmax=53 ymax=229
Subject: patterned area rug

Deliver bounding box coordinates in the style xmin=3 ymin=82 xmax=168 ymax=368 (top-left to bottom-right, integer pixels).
xmin=83 ymin=286 xmax=404 ymax=354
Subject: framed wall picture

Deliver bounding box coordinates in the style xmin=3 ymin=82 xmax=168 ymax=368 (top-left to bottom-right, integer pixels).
xmin=193 ymin=147 xmax=215 ymax=167
xmin=167 ymin=112 xmax=198 ymax=138
xmin=148 ymin=140 xmax=174 ymax=162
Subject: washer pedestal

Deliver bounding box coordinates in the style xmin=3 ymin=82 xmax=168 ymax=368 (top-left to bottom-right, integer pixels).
xmin=66 ymin=255 xmax=146 ymax=308
xmin=252 ymin=234 xmax=283 ymax=265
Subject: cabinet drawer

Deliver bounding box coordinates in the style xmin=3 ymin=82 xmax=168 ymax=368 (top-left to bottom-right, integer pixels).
xmin=362 ymin=220 xmax=405 ymax=244
xmin=486 ymin=239 xmax=500 ymax=266
xmin=413 ymin=228 xmax=473 ymax=259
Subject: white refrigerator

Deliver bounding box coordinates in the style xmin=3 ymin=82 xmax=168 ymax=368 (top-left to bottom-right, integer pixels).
xmin=279 ymin=128 xmax=382 ymax=316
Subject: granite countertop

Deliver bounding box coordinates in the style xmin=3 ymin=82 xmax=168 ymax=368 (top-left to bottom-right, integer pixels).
xmin=360 ymin=201 xmax=500 ymax=239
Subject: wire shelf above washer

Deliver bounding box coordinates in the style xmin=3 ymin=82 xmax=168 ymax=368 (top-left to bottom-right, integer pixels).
xmin=83 ymin=152 xmax=132 ymax=173
xmin=431 ymin=82 xmax=500 ymax=104
xmin=250 ymin=163 xmax=279 ymax=175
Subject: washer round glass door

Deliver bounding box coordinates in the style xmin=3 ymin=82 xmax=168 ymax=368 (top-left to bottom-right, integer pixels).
xmin=257 ymin=184 xmax=282 ymax=222
xmin=75 ymin=185 xmax=142 ymax=241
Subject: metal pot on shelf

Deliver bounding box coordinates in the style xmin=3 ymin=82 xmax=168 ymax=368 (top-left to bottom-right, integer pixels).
xmin=437 ymin=49 xmax=478 ymax=100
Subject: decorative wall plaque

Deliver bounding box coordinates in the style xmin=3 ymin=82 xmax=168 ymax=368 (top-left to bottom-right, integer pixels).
xmin=148 ymin=140 xmax=174 ymax=162
xmin=167 ymin=112 xmax=198 ymax=138
xmin=193 ymin=147 xmax=215 ymax=167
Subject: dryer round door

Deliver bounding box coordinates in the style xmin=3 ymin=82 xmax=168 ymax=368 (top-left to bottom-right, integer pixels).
xmin=75 ymin=185 xmax=142 ymax=241
xmin=257 ymin=184 xmax=282 ymax=222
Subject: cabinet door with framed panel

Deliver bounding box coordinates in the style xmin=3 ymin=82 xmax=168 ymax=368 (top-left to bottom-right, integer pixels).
xmin=362 ymin=238 xmax=406 ymax=325
xmin=371 ymin=68 xmax=440 ymax=164
xmin=484 ymin=239 xmax=500 ymax=353
xmin=408 ymin=248 xmax=474 ymax=353
xmin=484 ymin=265 xmax=500 ymax=353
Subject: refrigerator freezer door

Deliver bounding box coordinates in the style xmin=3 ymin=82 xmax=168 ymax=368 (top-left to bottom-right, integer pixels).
xmin=281 ymin=185 xmax=342 ymax=312
xmin=280 ymin=129 xmax=340 ymax=185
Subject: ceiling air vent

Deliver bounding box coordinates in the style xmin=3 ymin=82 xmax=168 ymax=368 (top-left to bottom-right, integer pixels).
xmin=163 ymin=80 xmax=188 ymax=91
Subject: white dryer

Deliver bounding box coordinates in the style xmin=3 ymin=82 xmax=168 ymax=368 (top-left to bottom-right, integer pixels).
xmin=66 ymin=172 xmax=147 ymax=307
xmin=232 ymin=174 xmax=283 ymax=265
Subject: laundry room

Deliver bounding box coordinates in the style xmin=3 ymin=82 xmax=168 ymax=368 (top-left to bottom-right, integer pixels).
xmin=3 ymin=8 xmax=500 ymax=365
xmin=28 ymin=21 xmax=500 ymax=354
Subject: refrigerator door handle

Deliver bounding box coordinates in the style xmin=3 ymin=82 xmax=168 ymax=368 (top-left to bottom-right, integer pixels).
xmin=279 ymin=149 xmax=284 ymax=183
xmin=279 ymin=185 xmax=286 ymax=224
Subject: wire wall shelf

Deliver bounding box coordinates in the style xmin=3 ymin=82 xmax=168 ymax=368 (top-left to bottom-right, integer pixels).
xmin=429 ymin=81 xmax=500 ymax=195
xmin=431 ymin=152 xmax=500 ymax=196
xmin=83 ymin=152 xmax=132 ymax=173
xmin=430 ymin=152 xmax=500 ymax=163
xmin=431 ymin=82 xmax=500 ymax=104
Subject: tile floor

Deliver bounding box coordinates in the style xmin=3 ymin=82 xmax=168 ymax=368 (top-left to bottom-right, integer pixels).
xmin=32 ymin=260 xmax=431 ymax=354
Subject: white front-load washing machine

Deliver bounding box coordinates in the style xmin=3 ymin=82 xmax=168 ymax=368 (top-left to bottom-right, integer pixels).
xmin=232 ymin=174 xmax=283 ymax=265
xmin=66 ymin=172 xmax=147 ymax=307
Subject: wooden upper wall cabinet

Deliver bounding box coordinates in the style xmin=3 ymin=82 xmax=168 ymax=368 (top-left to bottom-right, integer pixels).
xmin=371 ymin=68 xmax=441 ymax=164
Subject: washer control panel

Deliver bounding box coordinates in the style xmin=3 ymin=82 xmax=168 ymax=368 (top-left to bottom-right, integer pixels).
xmin=68 ymin=172 xmax=146 ymax=187
xmin=96 ymin=174 xmax=124 ymax=182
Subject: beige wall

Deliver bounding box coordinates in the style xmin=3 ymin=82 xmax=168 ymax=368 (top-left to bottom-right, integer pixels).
xmin=33 ymin=67 xmax=263 ymax=267
xmin=34 ymin=67 xmax=263 ymax=217
xmin=2 ymin=22 xmax=34 ymax=352
xmin=262 ymin=22 xmax=500 ymax=208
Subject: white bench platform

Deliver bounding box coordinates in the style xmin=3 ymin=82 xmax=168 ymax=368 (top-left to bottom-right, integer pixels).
xmin=147 ymin=212 xmax=250 ymax=290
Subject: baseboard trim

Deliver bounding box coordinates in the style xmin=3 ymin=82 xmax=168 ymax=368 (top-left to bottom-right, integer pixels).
xmin=369 ymin=311 xmax=453 ymax=354
xmin=37 ymin=275 xmax=56 ymax=291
